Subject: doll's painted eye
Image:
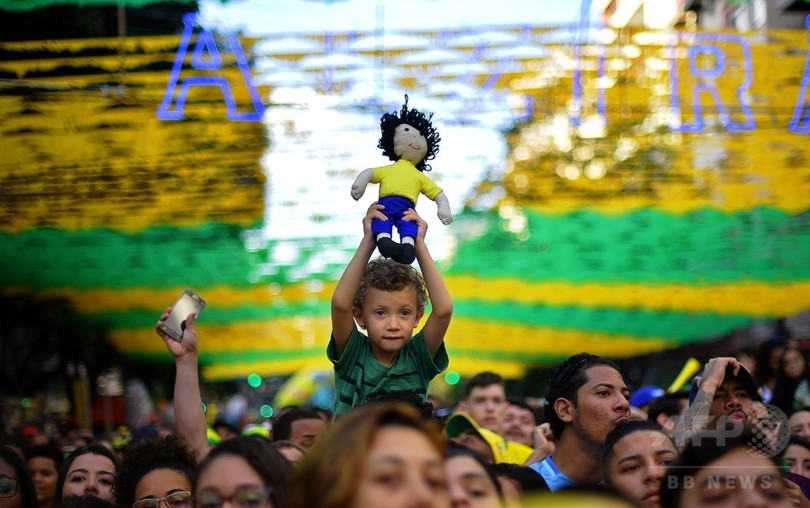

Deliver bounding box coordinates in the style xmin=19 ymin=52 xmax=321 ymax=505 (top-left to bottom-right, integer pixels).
xmin=404 ymin=127 xmax=410 ymax=131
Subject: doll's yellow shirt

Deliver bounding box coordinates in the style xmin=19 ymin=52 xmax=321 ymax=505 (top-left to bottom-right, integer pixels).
xmin=371 ymin=159 xmax=443 ymax=202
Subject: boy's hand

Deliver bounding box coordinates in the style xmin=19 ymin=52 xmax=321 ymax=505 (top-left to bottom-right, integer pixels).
xmin=156 ymin=307 xmax=198 ymax=359
xmin=403 ymin=208 xmax=427 ymax=242
xmin=363 ymin=202 xmax=386 ymax=239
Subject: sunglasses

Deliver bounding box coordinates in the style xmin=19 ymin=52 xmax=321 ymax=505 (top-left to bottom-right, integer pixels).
xmin=133 ymin=491 xmax=192 ymax=508
xmin=196 ymin=487 xmax=273 ymax=508
xmin=0 ymin=477 xmax=18 ymax=498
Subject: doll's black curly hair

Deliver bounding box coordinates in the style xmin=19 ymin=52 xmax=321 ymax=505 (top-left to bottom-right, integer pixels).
xmin=377 ymin=94 xmax=441 ymax=172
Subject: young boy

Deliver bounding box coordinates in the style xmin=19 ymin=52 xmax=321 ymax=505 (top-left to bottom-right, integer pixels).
xmin=329 ymin=202 xmax=453 ymax=417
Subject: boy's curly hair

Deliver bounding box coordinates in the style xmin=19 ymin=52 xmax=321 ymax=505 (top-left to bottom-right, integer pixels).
xmin=113 ymin=434 xmax=197 ymax=506
xmin=353 ymin=258 xmax=428 ymax=312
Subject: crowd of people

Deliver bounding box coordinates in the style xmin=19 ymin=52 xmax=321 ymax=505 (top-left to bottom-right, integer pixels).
xmin=3 ymin=200 xmax=810 ymax=507
xmin=5 ymin=344 xmax=810 ymax=507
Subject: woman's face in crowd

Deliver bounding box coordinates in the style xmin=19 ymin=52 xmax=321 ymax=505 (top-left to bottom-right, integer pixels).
xmin=605 ymin=430 xmax=677 ymax=508
xmin=783 ymin=444 xmax=810 ymax=478
xmin=783 ymin=349 xmax=806 ymax=380
xmin=196 ymin=455 xmax=273 ymax=508
xmin=28 ymin=456 xmax=58 ymax=507
xmin=679 ymin=448 xmax=791 ymax=508
xmin=0 ymin=457 xmax=23 ymax=508
xmin=134 ymin=469 xmax=192 ymax=508
xmin=62 ymin=453 xmax=116 ymax=502
xmin=351 ymin=426 xmax=449 ymax=508
xmin=790 ymin=410 xmax=810 ymax=437
xmin=445 ymin=455 xmax=500 ymax=508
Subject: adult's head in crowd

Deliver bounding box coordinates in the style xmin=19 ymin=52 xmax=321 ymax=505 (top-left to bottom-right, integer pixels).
xmin=195 ymin=436 xmax=291 ymax=508
xmin=55 ymin=444 xmax=120 ymax=507
xmin=687 ymin=359 xmax=760 ymax=426
xmin=113 ymin=434 xmax=197 ymax=508
xmin=444 ymin=445 xmax=502 ymax=508
xmin=288 ymin=403 xmax=449 ymax=508
xmin=271 ymin=408 xmax=327 ymax=450
xmin=544 ymin=353 xmax=630 ymax=448
xmin=646 ymin=392 xmax=689 ymax=434
xmin=531 ymin=352 xmax=630 ymax=491
xmin=502 ymin=399 xmax=540 ymax=447
xmin=26 ymin=443 xmax=63 ymax=508
xmin=458 ymin=372 xmax=509 ymax=436
xmin=601 ymin=420 xmax=677 ymax=508
xmin=0 ymin=445 xmax=37 ymax=508
xmin=660 ymin=429 xmax=792 ymax=508
xmin=789 ymin=407 xmax=810 ymax=438
xmin=782 ymin=435 xmax=810 ymax=478
xmin=491 ymin=462 xmax=548 ymax=506
xmin=771 ymin=346 xmax=807 ymax=413
xmin=755 ymin=338 xmax=786 ymax=402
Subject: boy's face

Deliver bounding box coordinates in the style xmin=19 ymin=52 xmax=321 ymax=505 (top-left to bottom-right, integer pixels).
xmin=353 ymin=286 xmax=423 ymax=364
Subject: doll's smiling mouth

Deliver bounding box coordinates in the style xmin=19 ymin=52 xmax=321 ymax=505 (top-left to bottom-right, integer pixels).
xmin=408 ymin=143 xmax=421 ymax=150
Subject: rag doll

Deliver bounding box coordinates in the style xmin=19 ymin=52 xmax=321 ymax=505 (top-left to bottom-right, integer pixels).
xmin=351 ymin=95 xmax=452 ymax=264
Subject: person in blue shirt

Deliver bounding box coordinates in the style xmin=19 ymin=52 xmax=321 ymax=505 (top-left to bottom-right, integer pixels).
xmin=528 ymin=353 xmax=631 ymax=492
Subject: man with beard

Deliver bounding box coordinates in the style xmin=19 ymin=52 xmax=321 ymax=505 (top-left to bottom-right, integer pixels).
xmin=674 ymin=356 xmax=762 ymax=449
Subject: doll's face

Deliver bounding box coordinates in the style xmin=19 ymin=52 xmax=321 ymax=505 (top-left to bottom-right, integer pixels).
xmin=393 ymin=123 xmax=427 ymax=165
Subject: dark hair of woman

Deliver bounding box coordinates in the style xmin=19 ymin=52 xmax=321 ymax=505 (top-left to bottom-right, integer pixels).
xmin=0 ymin=444 xmax=38 ymax=508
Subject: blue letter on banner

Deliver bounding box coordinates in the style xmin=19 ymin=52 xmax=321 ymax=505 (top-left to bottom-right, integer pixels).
xmin=158 ymin=13 xmax=265 ymax=122
xmin=669 ymin=33 xmax=755 ymax=133
xmin=789 ymin=15 xmax=810 ymax=135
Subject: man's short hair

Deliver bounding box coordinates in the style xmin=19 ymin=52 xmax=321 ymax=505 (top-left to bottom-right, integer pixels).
xmin=272 ymin=408 xmax=322 ymax=442
xmin=544 ymin=353 xmax=621 ymax=438
xmin=463 ymin=371 xmax=505 ymax=399
xmin=647 ymin=391 xmax=689 ymax=423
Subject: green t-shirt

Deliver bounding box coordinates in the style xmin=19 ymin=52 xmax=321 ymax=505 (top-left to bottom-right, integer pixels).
xmin=327 ymin=323 xmax=449 ymax=418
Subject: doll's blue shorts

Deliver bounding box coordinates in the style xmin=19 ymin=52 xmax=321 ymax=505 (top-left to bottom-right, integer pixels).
xmin=372 ymin=195 xmax=417 ymax=239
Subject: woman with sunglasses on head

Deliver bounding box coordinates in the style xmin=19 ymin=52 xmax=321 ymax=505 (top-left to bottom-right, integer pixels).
xmin=0 ymin=445 xmax=38 ymax=508
xmin=195 ymin=437 xmax=291 ymax=508
xmin=113 ymin=434 xmax=197 ymax=508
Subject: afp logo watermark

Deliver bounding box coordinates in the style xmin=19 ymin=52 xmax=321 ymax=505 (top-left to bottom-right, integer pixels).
xmin=673 ymin=403 xmax=790 ymax=457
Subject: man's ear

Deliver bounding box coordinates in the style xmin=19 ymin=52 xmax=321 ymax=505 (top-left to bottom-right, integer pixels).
xmin=457 ymin=400 xmax=468 ymax=413
xmin=554 ymin=398 xmax=575 ymax=424
xmin=352 ymin=307 xmax=365 ymax=329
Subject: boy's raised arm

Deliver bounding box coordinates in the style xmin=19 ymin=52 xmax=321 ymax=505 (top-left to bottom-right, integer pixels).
xmin=331 ymin=202 xmax=386 ymax=359
xmin=404 ymin=209 xmax=453 ymax=358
